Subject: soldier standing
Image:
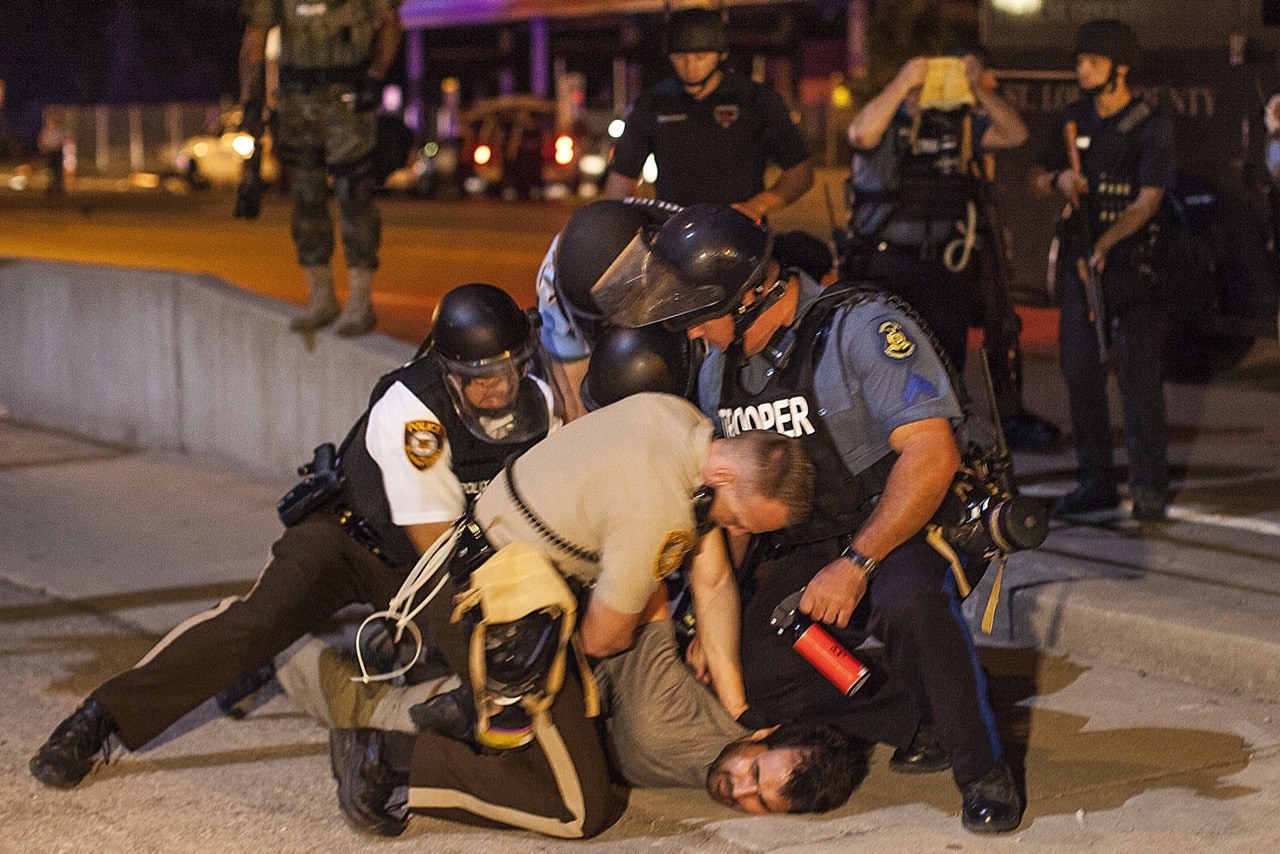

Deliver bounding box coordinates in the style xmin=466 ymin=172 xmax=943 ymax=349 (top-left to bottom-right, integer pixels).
xmin=238 ymin=0 xmax=403 ymax=336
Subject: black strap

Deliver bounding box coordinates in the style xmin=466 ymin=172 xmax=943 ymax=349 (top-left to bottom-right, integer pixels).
xmin=503 ymin=459 xmax=600 ymax=563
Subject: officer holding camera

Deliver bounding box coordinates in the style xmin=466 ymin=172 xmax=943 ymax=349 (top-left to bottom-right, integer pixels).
xmin=29 ymin=284 xmax=557 ymax=792
xmin=592 ymin=203 xmax=1025 ymax=835
xmin=845 ymin=48 xmax=1060 ymax=451
xmin=237 ymin=0 xmax=402 ymax=336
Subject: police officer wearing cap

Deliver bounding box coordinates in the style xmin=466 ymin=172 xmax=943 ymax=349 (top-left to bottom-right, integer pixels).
xmin=29 ymin=283 xmax=557 ymax=791
xmin=238 ymin=0 xmax=403 ymax=336
xmin=845 ymin=47 xmax=1059 ymax=451
xmin=1034 ymin=19 xmax=1176 ymax=522
xmin=592 ymin=203 xmax=1024 ymax=834
xmin=604 ymin=7 xmax=813 ymax=222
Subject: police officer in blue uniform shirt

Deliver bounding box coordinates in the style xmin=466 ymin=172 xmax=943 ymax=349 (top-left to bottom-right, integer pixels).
xmin=29 ymin=284 xmax=557 ymax=791
xmin=1034 ymin=19 xmax=1176 ymax=522
xmin=604 ymin=7 xmax=813 ymax=222
xmin=592 ymin=203 xmax=1024 ymax=835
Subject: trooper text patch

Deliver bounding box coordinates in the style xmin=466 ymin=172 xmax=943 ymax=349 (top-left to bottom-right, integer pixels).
xmin=404 ymin=420 xmax=445 ymax=470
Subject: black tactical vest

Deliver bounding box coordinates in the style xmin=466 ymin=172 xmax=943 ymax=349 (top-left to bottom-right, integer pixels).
xmin=338 ymin=356 xmax=548 ymax=566
xmin=892 ymin=108 xmax=978 ymax=224
xmin=716 ymin=286 xmax=896 ymax=550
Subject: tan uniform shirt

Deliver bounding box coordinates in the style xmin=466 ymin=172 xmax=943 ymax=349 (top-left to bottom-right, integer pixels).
xmin=472 ymin=393 xmax=711 ymax=615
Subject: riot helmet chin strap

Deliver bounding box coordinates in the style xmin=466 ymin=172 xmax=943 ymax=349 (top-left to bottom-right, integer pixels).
xmin=730 ymin=271 xmax=790 ymax=342
xmin=1081 ymin=58 xmax=1123 ymax=100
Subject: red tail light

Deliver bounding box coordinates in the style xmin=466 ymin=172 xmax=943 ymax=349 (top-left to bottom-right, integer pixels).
xmin=474 ymin=144 xmax=492 ymax=166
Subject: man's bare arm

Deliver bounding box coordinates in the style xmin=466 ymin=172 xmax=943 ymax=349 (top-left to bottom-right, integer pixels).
xmin=734 ymin=159 xmax=815 ymax=221
xmin=800 ymin=417 xmax=960 ymax=627
xmin=238 ymin=26 xmax=269 ymax=103
xmin=688 ymin=529 xmax=747 ymax=718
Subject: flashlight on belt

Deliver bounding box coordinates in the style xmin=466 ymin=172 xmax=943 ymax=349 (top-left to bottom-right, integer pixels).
xmin=769 ymin=589 xmax=870 ymax=697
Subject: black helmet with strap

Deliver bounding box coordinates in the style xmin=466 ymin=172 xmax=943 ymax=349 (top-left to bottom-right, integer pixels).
xmin=1074 ymin=18 xmax=1138 ymax=69
xmin=664 ymin=7 xmax=727 ymax=54
xmin=591 ymin=203 xmax=779 ymax=341
xmin=579 ymin=326 xmax=697 ymax=411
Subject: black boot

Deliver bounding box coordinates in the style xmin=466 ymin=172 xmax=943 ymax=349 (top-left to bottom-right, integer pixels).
xmin=332 ymin=728 xmax=409 ymax=837
xmin=29 ymin=698 xmax=118 ymax=788
xmin=1052 ymin=483 xmax=1119 ymax=517
xmin=889 ymin=723 xmax=950 ymax=774
xmin=214 ymin=662 xmax=276 ymax=720
xmin=960 ymin=759 xmax=1024 ymax=834
xmin=1001 ymin=409 xmax=1062 ymax=453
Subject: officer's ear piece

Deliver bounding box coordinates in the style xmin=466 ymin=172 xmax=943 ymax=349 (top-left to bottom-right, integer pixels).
xmin=692 ymin=485 xmax=716 ymax=534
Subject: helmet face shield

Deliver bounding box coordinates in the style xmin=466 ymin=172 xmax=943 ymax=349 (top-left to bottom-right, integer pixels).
xmin=591 ymin=231 xmax=734 ymax=330
xmin=442 ymin=352 xmax=549 ymax=444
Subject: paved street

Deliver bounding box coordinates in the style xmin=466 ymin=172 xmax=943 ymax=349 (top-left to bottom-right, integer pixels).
xmin=3 ymin=180 xmax=1280 ymax=850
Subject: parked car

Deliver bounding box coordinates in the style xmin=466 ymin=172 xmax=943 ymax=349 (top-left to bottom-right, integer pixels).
xmin=175 ymin=105 xmax=279 ymax=188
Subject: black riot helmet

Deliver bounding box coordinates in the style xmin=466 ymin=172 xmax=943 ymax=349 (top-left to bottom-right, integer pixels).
xmin=591 ymin=202 xmax=778 ymax=338
xmin=579 ymin=326 xmax=697 ymax=411
xmin=429 ymin=283 xmax=548 ymax=445
xmin=1074 ymin=18 xmax=1138 ymax=69
xmin=665 ymin=7 xmax=728 ymax=54
xmin=552 ymin=199 xmax=675 ymax=347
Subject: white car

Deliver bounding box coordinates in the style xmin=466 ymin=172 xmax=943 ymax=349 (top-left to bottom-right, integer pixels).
xmin=175 ymin=108 xmax=279 ymax=188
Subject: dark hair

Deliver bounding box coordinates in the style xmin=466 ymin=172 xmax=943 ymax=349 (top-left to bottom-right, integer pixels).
xmin=762 ymin=722 xmax=867 ymax=813
xmin=772 ymin=230 xmax=835 ymax=283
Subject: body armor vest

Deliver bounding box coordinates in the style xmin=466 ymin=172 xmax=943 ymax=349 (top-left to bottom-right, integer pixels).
xmin=717 ymin=286 xmax=896 ymax=550
xmin=278 ymin=0 xmax=377 ymax=71
xmin=1079 ymin=99 xmax=1153 ymax=237
xmin=338 ymin=356 xmax=547 ymax=566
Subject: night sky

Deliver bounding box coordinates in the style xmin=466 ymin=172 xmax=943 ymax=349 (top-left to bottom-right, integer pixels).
xmin=1 ymin=0 xmax=244 ymax=145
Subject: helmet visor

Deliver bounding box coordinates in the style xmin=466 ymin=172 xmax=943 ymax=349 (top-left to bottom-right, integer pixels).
xmin=444 ymin=359 xmax=550 ymax=444
xmin=590 ymin=231 xmax=730 ymax=330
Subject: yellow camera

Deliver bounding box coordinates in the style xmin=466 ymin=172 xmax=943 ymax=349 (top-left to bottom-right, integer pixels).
xmin=919 ymin=56 xmax=975 ymax=111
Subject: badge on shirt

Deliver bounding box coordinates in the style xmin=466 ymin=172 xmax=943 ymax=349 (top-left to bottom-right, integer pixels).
xmin=877 ymin=319 xmax=916 ymax=360
xmin=1076 ymin=135 xmax=1091 ymax=150
xmin=714 ymin=104 xmax=739 ymax=128
xmin=295 ymin=2 xmax=327 ymax=16
xmin=653 ymin=530 xmax=695 ymax=582
xmin=404 ymin=420 xmax=445 ymax=470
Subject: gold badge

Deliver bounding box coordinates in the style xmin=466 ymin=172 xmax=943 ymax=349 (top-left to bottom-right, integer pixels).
xmin=404 ymin=420 xmax=445 ymax=470
xmin=653 ymin=530 xmax=695 ymax=582
xmin=878 ymin=320 xmax=916 ymax=360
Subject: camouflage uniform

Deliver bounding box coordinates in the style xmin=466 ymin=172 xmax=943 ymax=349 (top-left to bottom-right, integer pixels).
xmin=242 ymin=0 xmax=401 ymax=335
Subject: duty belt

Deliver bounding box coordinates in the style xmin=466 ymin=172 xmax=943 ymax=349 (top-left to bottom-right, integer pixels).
xmin=279 ymin=64 xmax=366 ymax=91
xmin=333 ymin=502 xmax=394 ymax=565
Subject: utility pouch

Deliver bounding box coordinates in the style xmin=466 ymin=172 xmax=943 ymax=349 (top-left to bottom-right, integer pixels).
xmin=277 ymin=443 xmax=344 ymax=527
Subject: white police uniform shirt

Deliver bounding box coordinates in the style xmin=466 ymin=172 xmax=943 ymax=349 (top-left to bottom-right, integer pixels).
xmin=366 ymin=377 xmax=558 ymax=526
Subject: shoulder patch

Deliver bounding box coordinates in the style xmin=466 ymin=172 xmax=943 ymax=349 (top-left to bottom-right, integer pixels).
xmin=653 ymin=530 xmax=695 ymax=582
xmin=404 ymin=420 xmax=446 ymax=470
xmin=876 ymin=318 xmax=916 ymax=360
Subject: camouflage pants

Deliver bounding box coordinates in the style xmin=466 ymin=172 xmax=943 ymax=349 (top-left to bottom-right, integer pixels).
xmin=276 ymin=85 xmax=381 ymax=269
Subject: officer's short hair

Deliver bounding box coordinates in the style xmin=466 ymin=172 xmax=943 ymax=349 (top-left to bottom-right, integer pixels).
xmin=724 ymin=431 xmax=815 ymax=526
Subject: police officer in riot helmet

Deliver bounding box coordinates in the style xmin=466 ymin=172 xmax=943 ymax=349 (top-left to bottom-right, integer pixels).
xmin=579 ymin=326 xmax=697 ymax=412
xmin=603 ymin=7 xmax=813 ymax=221
xmin=844 ymin=44 xmax=1060 ymax=451
xmin=536 ymin=197 xmax=680 ymax=421
xmin=29 ymin=283 xmax=557 ymax=792
xmin=594 ymin=202 xmax=1026 ymax=834
xmin=430 ymin=283 xmax=550 ymax=445
xmin=1033 ymin=18 xmax=1175 ymax=522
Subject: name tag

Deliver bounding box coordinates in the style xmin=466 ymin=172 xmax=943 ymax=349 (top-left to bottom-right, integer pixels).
xmin=296 ymin=3 xmax=327 ymax=16
xmin=657 ymin=113 xmax=688 ymax=123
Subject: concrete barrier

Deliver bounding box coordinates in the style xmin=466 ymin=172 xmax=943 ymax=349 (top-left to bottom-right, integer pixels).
xmin=0 ymin=258 xmax=414 ymax=478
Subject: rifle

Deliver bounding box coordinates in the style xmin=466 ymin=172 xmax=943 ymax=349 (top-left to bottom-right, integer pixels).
xmin=1060 ymin=120 xmax=1110 ymax=364
xmin=233 ymin=100 xmax=266 ymax=221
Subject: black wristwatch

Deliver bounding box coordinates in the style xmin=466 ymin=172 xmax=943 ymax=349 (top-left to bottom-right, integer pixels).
xmin=839 ymin=543 xmax=879 ymax=580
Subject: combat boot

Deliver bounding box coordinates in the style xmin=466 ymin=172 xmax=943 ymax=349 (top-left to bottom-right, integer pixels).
xmin=334 ymin=267 xmax=377 ymax=337
xmin=29 ymin=697 xmax=118 ymax=788
xmin=332 ymin=728 xmax=409 ymax=836
xmin=290 ymin=265 xmax=341 ymax=332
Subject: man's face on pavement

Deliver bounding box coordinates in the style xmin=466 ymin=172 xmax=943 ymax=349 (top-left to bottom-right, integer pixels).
xmin=705 ymin=740 xmax=799 ymax=814
xmin=670 ymin=51 xmax=723 ymax=89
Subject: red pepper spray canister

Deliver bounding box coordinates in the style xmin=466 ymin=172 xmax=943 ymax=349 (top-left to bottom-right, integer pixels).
xmin=769 ymin=590 xmax=870 ymax=696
